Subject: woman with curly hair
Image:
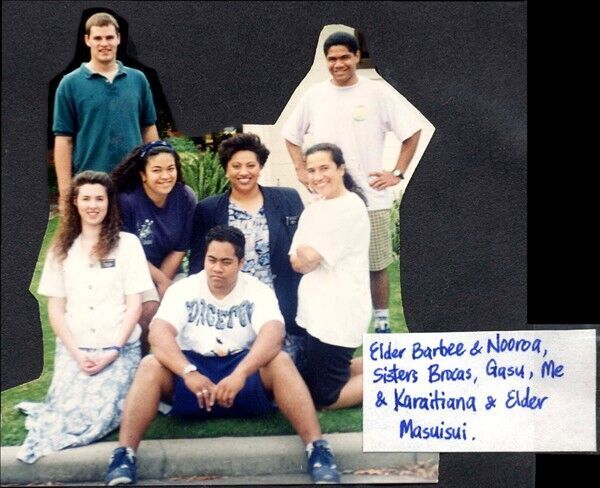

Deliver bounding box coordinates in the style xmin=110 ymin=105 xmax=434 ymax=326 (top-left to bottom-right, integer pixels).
xmin=111 ymin=141 xmax=197 ymax=354
xmin=17 ymin=171 xmax=153 ymax=464
xmin=188 ymin=133 xmax=305 ymax=363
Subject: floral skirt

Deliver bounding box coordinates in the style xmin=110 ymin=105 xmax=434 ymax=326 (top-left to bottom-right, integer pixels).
xmin=16 ymin=340 xmax=141 ymax=464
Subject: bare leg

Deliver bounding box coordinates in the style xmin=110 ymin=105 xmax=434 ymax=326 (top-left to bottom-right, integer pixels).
xmin=324 ymin=374 xmax=363 ymax=410
xmin=350 ymin=357 xmax=363 ymax=376
xmin=260 ymin=352 xmax=321 ymax=444
xmin=139 ymin=301 xmax=159 ymax=356
xmin=118 ymin=355 xmax=174 ymax=450
xmin=370 ymin=269 xmax=389 ymax=310
xmin=324 ymin=357 xmax=363 ymax=410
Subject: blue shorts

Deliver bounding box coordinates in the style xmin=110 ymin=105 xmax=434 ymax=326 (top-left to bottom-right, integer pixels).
xmin=170 ymin=350 xmax=276 ymax=418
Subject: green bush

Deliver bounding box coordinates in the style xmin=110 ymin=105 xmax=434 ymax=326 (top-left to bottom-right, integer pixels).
xmin=167 ymin=136 xmax=230 ymax=201
xmin=179 ymin=150 xmax=230 ymax=201
xmin=390 ymin=194 xmax=402 ymax=260
xmin=166 ymin=135 xmax=199 ymax=154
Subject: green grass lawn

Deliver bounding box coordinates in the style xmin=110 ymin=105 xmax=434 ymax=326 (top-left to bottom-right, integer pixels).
xmin=0 ymin=217 xmax=408 ymax=446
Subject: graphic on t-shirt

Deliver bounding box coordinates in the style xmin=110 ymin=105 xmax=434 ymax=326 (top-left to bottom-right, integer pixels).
xmin=137 ymin=219 xmax=154 ymax=245
xmin=353 ymin=104 xmax=368 ymax=121
xmin=185 ymin=298 xmax=255 ymax=330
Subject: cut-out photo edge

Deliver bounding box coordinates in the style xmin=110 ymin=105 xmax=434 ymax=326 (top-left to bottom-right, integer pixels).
xmin=4 ymin=17 xmax=438 ymax=484
xmin=15 ymin=123 xmax=436 ymax=482
xmin=46 ymin=7 xmax=176 ymax=213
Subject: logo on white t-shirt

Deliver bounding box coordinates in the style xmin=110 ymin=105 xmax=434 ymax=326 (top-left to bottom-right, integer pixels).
xmin=353 ymin=104 xmax=368 ymax=121
xmin=185 ymin=298 xmax=255 ymax=330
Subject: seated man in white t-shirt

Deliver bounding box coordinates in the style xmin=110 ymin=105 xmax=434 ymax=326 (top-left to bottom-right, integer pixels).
xmin=104 ymin=225 xmax=340 ymax=486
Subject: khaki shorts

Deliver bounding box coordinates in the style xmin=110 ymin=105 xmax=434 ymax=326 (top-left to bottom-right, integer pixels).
xmin=368 ymin=209 xmax=394 ymax=272
xmin=142 ymin=272 xmax=187 ymax=303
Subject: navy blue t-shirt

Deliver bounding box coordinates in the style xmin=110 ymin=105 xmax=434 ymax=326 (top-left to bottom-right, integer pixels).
xmin=118 ymin=183 xmax=197 ymax=268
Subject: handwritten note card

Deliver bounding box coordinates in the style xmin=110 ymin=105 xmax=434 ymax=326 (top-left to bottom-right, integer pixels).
xmin=363 ymin=330 xmax=596 ymax=452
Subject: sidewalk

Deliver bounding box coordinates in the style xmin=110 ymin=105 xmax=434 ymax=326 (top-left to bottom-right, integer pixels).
xmin=1 ymin=433 xmax=437 ymax=485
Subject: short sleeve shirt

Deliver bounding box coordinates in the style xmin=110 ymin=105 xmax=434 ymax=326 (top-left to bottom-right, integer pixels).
xmin=38 ymin=232 xmax=154 ymax=348
xmin=290 ymin=192 xmax=371 ymax=348
xmin=118 ymin=183 xmax=197 ymax=268
xmin=282 ymin=77 xmax=422 ymax=210
xmin=154 ymin=271 xmax=284 ymax=356
xmin=53 ymin=61 xmax=157 ymax=174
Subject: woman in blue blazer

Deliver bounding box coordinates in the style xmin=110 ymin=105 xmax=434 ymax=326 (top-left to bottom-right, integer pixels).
xmin=189 ymin=133 xmax=305 ymax=358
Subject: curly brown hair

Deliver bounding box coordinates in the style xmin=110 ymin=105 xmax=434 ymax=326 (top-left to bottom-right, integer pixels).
xmin=53 ymin=171 xmax=121 ymax=262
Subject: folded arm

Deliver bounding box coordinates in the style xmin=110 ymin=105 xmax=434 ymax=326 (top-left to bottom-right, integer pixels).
xmin=290 ymin=244 xmax=322 ymax=274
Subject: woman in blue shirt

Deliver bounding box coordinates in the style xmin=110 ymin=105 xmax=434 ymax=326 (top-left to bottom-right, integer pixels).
xmin=112 ymin=140 xmax=197 ymax=354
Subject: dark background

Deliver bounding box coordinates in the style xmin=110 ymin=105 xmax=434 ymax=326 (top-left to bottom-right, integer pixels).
xmin=1 ymin=1 xmax=596 ymax=486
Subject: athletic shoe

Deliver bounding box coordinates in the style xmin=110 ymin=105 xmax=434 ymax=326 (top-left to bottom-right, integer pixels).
xmin=307 ymin=439 xmax=341 ymax=484
xmin=374 ymin=323 xmax=392 ymax=333
xmin=105 ymin=446 xmax=136 ymax=486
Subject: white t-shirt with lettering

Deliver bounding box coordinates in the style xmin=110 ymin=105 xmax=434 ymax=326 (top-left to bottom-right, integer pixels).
xmin=38 ymin=232 xmax=154 ymax=348
xmin=154 ymin=271 xmax=284 ymax=356
xmin=290 ymin=191 xmax=371 ymax=348
xmin=282 ymin=76 xmax=422 ymax=210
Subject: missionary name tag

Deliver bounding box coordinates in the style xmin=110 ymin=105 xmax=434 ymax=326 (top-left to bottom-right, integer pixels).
xmin=285 ymin=216 xmax=299 ymax=226
xmin=100 ymin=259 xmax=116 ymax=268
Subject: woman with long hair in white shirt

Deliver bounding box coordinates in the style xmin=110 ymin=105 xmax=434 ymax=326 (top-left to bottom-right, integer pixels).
xmin=17 ymin=171 xmax=153 ymax=463
xmin=290 ymin=143 xmax=371 ymax=410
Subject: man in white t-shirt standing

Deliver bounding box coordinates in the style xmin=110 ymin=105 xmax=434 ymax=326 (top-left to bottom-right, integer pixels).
xmin=282 ymin=31 xmax=422 ymax=333
xmin=104 ymin=225 xmax=340 ymax=485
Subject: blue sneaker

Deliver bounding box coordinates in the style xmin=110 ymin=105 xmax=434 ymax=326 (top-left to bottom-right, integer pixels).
xmin=105 ymin=446 xmax=136 ymax=486
xmin=307 ymin=440 xmax=340 ymax=484
xmin=375 ymin=324 xmax=392 ymax=333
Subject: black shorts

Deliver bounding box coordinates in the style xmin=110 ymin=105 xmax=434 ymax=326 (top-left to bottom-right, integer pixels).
xmin=297 ymin=333 xmax=356 ymax=408
xmin=171 ymin=350 xmax=276 ymax=418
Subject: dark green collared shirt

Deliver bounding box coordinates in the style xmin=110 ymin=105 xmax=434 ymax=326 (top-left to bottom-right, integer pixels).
xmin=53 ymin=61 xmax=157 ymax=174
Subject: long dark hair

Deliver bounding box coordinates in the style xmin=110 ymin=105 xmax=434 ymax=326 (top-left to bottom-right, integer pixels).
xmin=304 ymin=143 xmax=367 ymax=204
xmin=111 ymin=140 xmax=183 ymax=193
xmin=53 ymin=171 xmax=121 ymax=262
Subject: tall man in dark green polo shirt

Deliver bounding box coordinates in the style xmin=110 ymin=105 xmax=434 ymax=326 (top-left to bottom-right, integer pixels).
xmin=53 ymin=12 xmax=159 ymax=213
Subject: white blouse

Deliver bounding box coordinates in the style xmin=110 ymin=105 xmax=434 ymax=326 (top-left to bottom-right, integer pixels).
xmin=290 ymin=192 xmax=371 ymax=348
xmin=38 ymin=232 xmax=154 ymax=348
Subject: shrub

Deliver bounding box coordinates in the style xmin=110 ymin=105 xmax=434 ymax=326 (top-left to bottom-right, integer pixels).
xmin=166 ymin=135 xmax=199 ymax=154
xmin=167 ymin=136 xmax=230 ymax=201
xmin=390 ymin=194 xmax=402 ymax=260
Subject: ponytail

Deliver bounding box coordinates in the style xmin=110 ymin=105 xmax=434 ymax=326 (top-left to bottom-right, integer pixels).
xmin=342 ymin=172 xmax=367 ymax=205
